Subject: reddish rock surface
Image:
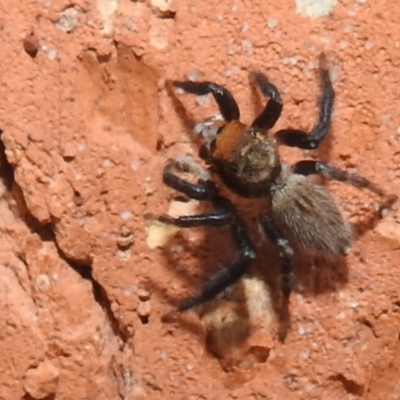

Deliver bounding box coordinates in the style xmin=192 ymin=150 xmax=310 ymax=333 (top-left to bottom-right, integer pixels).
xmin=1 ymin=0 xmax=400 ymax=399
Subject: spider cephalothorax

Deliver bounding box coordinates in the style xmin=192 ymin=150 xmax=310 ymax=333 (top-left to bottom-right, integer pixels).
xmin=155 ymin=53 xmax=396 ymax=338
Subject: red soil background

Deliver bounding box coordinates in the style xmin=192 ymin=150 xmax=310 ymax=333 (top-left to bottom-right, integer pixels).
xmin=0 ymin=0 xmax=400 ymax=399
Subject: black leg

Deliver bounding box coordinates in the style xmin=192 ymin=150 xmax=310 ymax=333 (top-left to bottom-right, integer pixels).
xmin=294 ymin=160 xmax=398 ymax=202
xmin=172 ymin=80 xmax=240 ymax=122
xmin=261 ymin=216 xmax=294 ymax=306
xmin=158 ymin=208 xmax=233 ymax=228
xmin=163 ymin=158 xmax=218 ymax=200
xmin=159 ymin=156 xmax=256 ymax=312
xmin=274 ymin=53 xmax=335 ymax=150
xmin=261 ymin=216 xmax=294 ymax=341
xmin=157 ymin=190 xmax=235 ymax=228
xmin=250 ymin=71 xmax=283 ymax=131
xmin=177 ymin=213 xmax=255 ymax=311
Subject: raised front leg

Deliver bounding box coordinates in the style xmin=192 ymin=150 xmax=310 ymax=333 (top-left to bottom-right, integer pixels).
xmin=274 ymin=53 xmax=335 ymax=150
xmin=250 ymin=71 xmax=283 ymax=131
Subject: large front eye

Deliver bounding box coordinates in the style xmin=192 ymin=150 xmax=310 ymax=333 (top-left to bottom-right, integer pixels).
xmin=248 ymin=129 xmax=257 ymax=138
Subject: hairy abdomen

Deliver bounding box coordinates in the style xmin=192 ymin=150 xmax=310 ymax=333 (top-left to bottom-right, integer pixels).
xmin=271 ymin=173 xmax=353 ymax=257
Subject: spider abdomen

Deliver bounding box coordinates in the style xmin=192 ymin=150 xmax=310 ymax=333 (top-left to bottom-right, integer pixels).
xmin=271 ymin=171 xmax=353 ymax=257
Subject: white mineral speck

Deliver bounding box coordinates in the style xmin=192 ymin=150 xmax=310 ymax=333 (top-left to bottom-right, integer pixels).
xmin=337 ymin=311 xmax=346 ymax=319
xmin=349 ymin=300 xmax=359 ymax=308
xmin=103 ymin=158 xmax=111 ymax=167
xmin=46 ymin=48 xmax=58 ymax=60
xmin=267 ymin=17 xmax=277 ymax=28
xmin=121 ymin=210 xmax=132 ymax=220
xmin=170 ymin=245 xmax=184 ymax=253
xmin=187 ymin=70 xmax=199 ymax=81
xmin=225 ymin=65 xmax=241 ymax=77
xmin=242 ymin=39 xmax=253 ymax=55
xmin=130 ymin=160 xmax=140 ymax=170
xmin=301 ymin=350 xmax=309 ymax=359
xmin=381 ymin=208 xmax=389 ymax=218
xmin=298 ymin=325 xmax=306 ymax=335
xmin=36 ymin=274 xmax=50 ymax=292
xmin=227 ymin=38 xmax=235 ymax=55
xmin=344 ymin=24 xmax=353 ymax=33
xmin=295 ymin=293 xmax=304 ymax=303
xmin=55 ymin=7 xmax=79 ymax=33
xmin=117 ymin=249 xmax=131 ymax=259
xmin=365 ymin=41 xmax=374 ymax=50
xmin=295 ymin=0 xmax=337 ymax=17
xmin=381 ymin=113 xmax=390 ymax=124
xmin=195 ymin=95 xmax=210 ymax=106
xmin=241 ymin=22 xmax=250 ymax=32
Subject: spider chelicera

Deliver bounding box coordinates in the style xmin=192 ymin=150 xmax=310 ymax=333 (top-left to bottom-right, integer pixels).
xmin=155 ymin=53 xmax=395 ymax=334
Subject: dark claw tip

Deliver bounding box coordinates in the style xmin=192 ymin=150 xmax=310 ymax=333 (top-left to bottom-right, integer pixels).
xmin=172 ymin=80 xmax=187 ymax=88
xmin=318 ymin=52 xmax=329 ymax=71
xmin=164 ymin=79 xmax=176 ymax=88
xmin=158 ymin=215 xmax=173 ymax=225
xmin=165 ymin=80 xmax=187 ymax=90
xmin=143 ymin=212 xmax=157 ymax=221
xmin=249 ymin=71 xmax=267 ymax=84
xmin=161 ymin=310 xmax=177 ymax=323
xmin=177 ymin=297 xmax=198 ymax=312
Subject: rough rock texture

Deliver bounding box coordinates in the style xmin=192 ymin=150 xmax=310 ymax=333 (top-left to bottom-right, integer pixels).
xmin=0 ymin=0 xmax=400 ymax=399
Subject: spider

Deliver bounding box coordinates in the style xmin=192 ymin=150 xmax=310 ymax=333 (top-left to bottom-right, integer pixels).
xmin=155 ymin=53 xmax=395 ymax=333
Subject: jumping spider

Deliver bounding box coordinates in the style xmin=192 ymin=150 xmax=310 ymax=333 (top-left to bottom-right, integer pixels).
xmin=156 ymin=53 xmax=395 ymax=334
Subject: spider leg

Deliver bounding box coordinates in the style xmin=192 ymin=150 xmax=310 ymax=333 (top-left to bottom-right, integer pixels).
xmin=274 ymin=53 xmax=335 ymax=150
xmin=172 ymin=80 xmax=240 ymax=122
xmin=250 ymin=71 xmax=283 ymax=131
xmin=159 ymin=158 xmax=256 ymax=311
xmin=177 ymin=208 xmax=255 ymax=311
xmin=261 ymin=216 xmax=294 ymax=334
xmin=162 ymin=157 xmax=218 ymax=200
xmin=293 ymin=160 xmax=398 ymax=203
xmin=158 ymin=211 xmax=233 ymax=228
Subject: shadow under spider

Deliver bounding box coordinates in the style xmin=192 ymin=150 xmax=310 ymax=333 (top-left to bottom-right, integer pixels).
xmin=151 ymin=199 xmax=350 ymax=344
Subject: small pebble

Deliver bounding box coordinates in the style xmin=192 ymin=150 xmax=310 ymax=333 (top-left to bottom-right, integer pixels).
xmin=137 ymin=301 xmax=151 ymax=317
xmin=23 ymin=33 xmax=40 ymax=58
xmin=137 ymin=288 xmax=150 ymax=301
